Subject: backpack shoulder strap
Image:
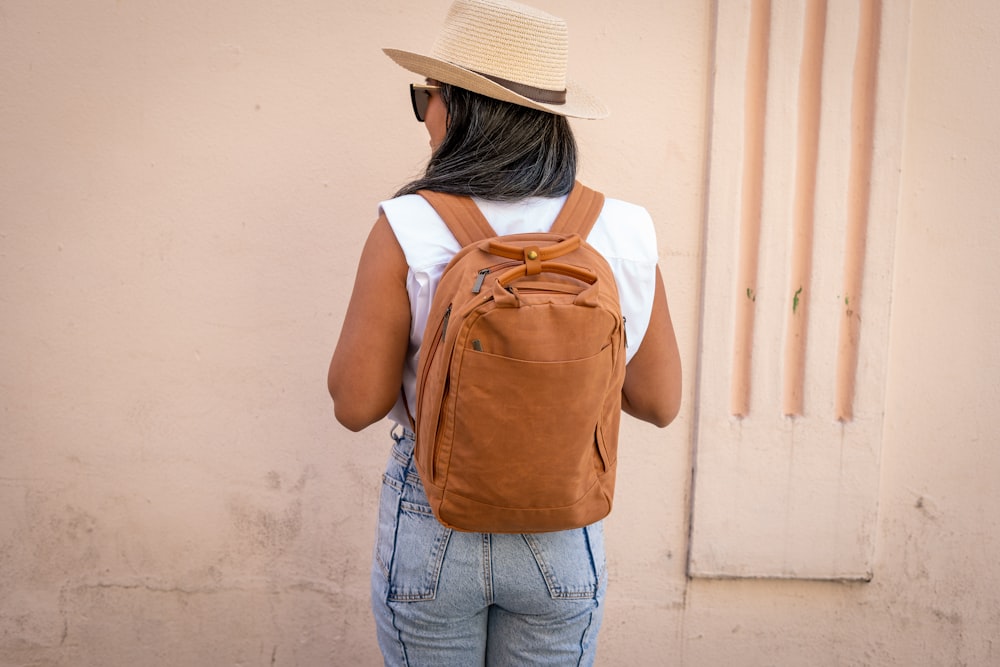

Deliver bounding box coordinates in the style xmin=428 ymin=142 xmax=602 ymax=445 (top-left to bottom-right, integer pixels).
xmin=550 ymin=181 xmax=606 ymax=239
xmin=417 ymin=190 xmax=498 ymax=247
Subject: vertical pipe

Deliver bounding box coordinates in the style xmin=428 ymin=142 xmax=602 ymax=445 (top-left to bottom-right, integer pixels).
xmin=782 ymin=0 xmax=827 ymax=416
xmin=730 ymin=0 xmax=771 ymax=417
xmin=835 ymin=0 xmax=881 ymax=421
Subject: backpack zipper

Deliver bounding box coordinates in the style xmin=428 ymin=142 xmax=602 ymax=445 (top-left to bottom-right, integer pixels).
xmin=440 ymin=304 xmax=452 ymax=340
xmin=471 ymin=261 xmax=521 ymax=294
xmin=472 ymin=269 xmax=490 ymax=294
xmin=416 ymin=303 xmax=452 ymax=482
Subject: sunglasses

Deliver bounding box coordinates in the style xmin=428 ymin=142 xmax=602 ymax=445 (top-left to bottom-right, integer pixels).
xmin=409 ymin=83 xmax=441 ymax=123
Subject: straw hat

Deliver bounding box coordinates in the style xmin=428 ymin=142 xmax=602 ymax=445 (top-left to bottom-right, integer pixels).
xmin=383 ymin=0 xmax=608 ymax=119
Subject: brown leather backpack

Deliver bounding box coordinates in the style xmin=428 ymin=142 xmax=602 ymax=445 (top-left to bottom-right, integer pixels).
xmin=409 ymin=182 xmax=627 ymax=533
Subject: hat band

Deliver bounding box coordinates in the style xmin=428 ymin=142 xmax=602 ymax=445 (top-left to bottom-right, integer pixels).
xmin=476 ymin=70 xmax=567 ymax=105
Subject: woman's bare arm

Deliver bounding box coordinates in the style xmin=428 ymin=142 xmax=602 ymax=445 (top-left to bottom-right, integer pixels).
xmin=328 ymin=215 xmax=412 ymax=431
xmin=621 ymin=266 xmax=682 ymax=427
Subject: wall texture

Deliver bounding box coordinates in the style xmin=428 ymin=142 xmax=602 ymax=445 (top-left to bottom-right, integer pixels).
xmin=1 ymin=1 xmax=997 ymax=666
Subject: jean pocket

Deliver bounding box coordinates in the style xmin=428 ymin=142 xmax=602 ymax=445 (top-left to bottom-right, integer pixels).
xmin=374 ymin=473 xmax=404 ymax=581
xmin=523 ymin=522 xmax=606 ymax=600
xmin=376 ymin=470 xmax=453 ymax=602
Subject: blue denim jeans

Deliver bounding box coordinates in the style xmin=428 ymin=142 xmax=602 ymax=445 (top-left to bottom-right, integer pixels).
xmin=371 ymin=428 xmax=607 ymax=667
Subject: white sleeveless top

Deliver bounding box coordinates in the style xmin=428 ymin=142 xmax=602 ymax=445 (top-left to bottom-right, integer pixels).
xmin=380 ymin=192 xmax=659 ymax=427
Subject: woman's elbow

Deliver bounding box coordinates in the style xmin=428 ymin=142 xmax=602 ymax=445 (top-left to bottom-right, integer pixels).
xmin=330 ymin=387 xmax=387 ymax=431
xmin=624 ymin=396 xmax=680 ymax=428
xmin=333 ymin=402 xmax=375 ymax=432
xmin=621 ymin=376 xmax=681 ymax=428
xmin=648 ymin=398 xmax=680 ymax=428
xmin=328 ymin=376 xmax=382 ymax=432
xmin=654 ymin=378 xmax=683 ymax=427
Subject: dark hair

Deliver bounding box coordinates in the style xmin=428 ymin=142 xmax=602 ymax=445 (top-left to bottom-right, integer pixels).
xmin=395 ymin=83 xmax=578 ymax=201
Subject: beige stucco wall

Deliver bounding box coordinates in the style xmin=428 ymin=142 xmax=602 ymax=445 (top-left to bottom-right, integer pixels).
xmin=1 ymin=1 xmax=997 ymax=665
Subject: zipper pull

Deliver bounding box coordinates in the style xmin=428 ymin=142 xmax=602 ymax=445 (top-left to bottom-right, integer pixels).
xmin=472 ymin=268 xmax=490 ymax=294
xmin=440 ymin=305 xmax=452 ymax=341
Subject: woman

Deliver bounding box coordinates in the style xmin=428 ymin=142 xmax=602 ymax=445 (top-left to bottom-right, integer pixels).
xmin=329 ymin=0 xmax=681 ymax=664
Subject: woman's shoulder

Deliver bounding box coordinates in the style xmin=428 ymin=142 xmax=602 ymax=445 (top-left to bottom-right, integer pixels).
xmin=379 ymin=193 xmax=436 ymax=221
xmin=378 ymin=194 xmax=460 ymax=271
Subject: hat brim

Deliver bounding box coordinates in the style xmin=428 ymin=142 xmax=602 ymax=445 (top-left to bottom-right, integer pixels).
xmin=383 ymin=48 xmax=608 ymax=120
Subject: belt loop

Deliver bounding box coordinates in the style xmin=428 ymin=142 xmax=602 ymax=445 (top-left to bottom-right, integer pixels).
xmin=390 ymin=423 xmax=416 ymax=443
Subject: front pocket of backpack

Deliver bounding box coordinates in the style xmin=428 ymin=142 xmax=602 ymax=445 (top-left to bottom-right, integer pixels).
xmin=443 ymin=344 xmax=614 ymax=509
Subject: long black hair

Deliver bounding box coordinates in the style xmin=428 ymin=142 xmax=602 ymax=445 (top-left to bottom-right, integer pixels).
xmin=395 ymin=83 xmax=578 ymax=201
